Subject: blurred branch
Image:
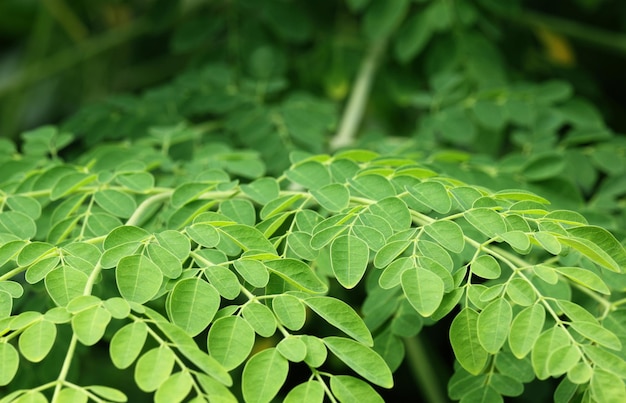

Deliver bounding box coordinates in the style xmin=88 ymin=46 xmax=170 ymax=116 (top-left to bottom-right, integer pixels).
xmin=405 ymin=336 xmax=449 ymax=403
xmin=497 ymin=8 xmax=626 ymax=56
xmin=42 ymin=0 xmax=89 ymax=42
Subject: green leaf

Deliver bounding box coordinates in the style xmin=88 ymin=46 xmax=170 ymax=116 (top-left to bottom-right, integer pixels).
xmin=567 ymin=226 xmax=626 ymax=269
xmin=351 ymin=225 xmax=386 ymax=251
xmin=171 ymin=182 xmax=214 ymax=208
xmin=135 ymin=347 xmax=176 ymax=392
xmin=553 ymin=266 xmax=610 ymax=294
xmin=94 ymin=189 xmax=137 ymax=218
xmin=18 ymin=320 xmax=56 ymax=362
xmin=242 ymin=348 xmax=289 ymax=403
xmin=547 ymin=345 xmax=581 ymax=376
xmin=103 ymin=225 xmax=151 ymax=250
xmin=116 ymin=172 xmax=154 ymax=192
xmin=186 ymin=223 xmax=220 ymax=248
xmin=55 ymin=388 xmax=88 ymax=403
xmin=242 ymin=302 xmax=276 ymax=337
xmin=394 ymin=11 xmax=432 ymax=63
xmin=558 ymin=236 xmax=621 ymax=272
xmin=406 ymin=181 xmax=451 ymax=214
xmin=348 ymin=175 xmax=395 ymax=201
xmin=208 ymin=316 xmax=255 ymax=371
xmin=500 ymin=231 xmax=530 ymax=252
xmin=0 ymin=211 xmax=36 ymax=239
xmin=323 ymin=337 xmax=393 ymax=388
xmin=450 ymin=308 xmax=488 ymax=375
xmin=218 ymin=225 xmax=277 ymax=254
xmin=506 ymin=278 xmax=536 ymax=306
xmin=330 ymin=375 xmax=385 ymax=403
xmin=330 ymin=235 xmax=369 ymax=289
xmin=401 ymin=267 xmax=444 ymax=317
xmin=220 ymin=199 xmax=256 ymax=226
xmin=464 ymin=208 xmax=507 ymax=238
xmin=590 ymin=369 xmax=626 ymax=403
xmin=155 ymin=372 xmax=193 ymax=403
xmin=534 ymin=232 xmax=562 ymax=255
xmin=234 ymin=259 xmax=269 ymax=288
xmin=260 ymin=194 xmax=305 ymax=220
xmin=284 ymin=380 xmax=325 ymax=403
xmin=508 ymin=304 xmax=546 ymax=358
xmin=286 ymin=161 xmax=331 ymax=190
xmin=110 ymin=321 xmax=148 ymax=369
xmin=45 ymin=266 xmax=89 ymax=307
xmin=311 ymin=184 xmax=350 ymax=212
xmin=264 ymin=259 xmax=328 ymax=293
xmin=147 ymin=243 xmax=182 ymax=279
xmin=471 ymin=255 xmax=501 ymax=279
xmin=116 ymin=255 xmax=163 ymax=304
xmin=272 ymin=294 xmax=306 ymax=331
xmin=522 ymin=152 xmax=566 ymax=181
xmin=424 ymin=220 xmax=465 ymax=253
xmin=203 ymin=265 xmax=241 ymax=300
xmin=477 ymin=299 xmax=512 ymax=354
xmin=363 ymin=0 xmax=409 ymax=40
xmin=373 ymin=240 xmax=411 ymax=268
xmin=241 ymin=177 xmax=280 ymax=204
xmin=287 ymin=231 xmax=318 ymax=260
xmin=583 ymin=345 xmax=626 ymax=378
xmin=50 ymin=172 xmax=97 ymax=200
xmin=531 ymin=326 xmax=570 ymax=379
xmin=305 ymin=296 xmax=373 ymax=346
xmin=277 ymin=337 xmax=307 ymax=362
xmin=168 ymin=278 xmax=220 ymax=336
xmin=71 ymin=306 xmax=111 ymax=346
xmin=25 ymin=256 xmax=60 ymax=284
xmin=6 ymin=196 xmax=41 ymax=219
xmin=368 ymin=197 xmax=411 ymax=231
xmin=0 ymin=343 xmax=19 ymax=386
xmin=569 ymin=322 xmax=621 ymax=350
xmin=154 ymin=230 xmax=190 ymax=260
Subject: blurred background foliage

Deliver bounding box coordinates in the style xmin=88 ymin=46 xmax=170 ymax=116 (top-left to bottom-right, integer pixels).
xmin=1 ymin=1 xmax=626 ymax=401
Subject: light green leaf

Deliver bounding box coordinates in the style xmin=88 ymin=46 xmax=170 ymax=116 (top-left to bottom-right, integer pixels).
xmin=208 ymin=316 xmax=255 ymax=370
xmin=567 ymin=226 xmax=626 ymax=269
xmin=583 ymin=345 xmax=626 ymax=378
xmin=186 ymin=223 xmax=220 ymax=248
xmin=264 ymin=259 xmax=327 ymax=293
xmin=155 ymin=371 xmax=193 ymax=403
xmin=55 ymin=388 xmax=88 ymax=403
xmin=6 ymin=195 xmax=41 ymax=219
xmin=450 ymin=308 xmax=488 ymax=375
xmin=477 ymin=298 xmax=512 ymax=354
xmin=330 ymin=375 xmax=385 ymax=403
xmin=18 ymin=320 xmax=56 ymax=362
xmin=169 ymin=278 xmax=220 ymax=336
xmin=66 ymin=295 xmax=101 ymax=313
xmin=154 ymin=230 xmax=190 ymax=260
xmin=406 ymin=181 xmax=451 ymax=214
xmin=471 ymin=255 xmax=501 ymax=280
xmin=286 ymin=161 xmax=331 ymax=190
xmin=219 ymin=199 xmax=256 ymax=226
xmin=424 ymin=220 xmax=465 ymax=253
xmin=284 ymin=380 xmax=324 ymax=403
xmin=348 ymin=175 xmax=395 ymax=201
xmin=103 ymin=225 xmax=151 ymax=250
xmin=590 ymin=369 xmax=626 ymax=403
xmin=116 ymin=171 xmax=154 ymax=192
xmin=547 ymin=345 xmax=581 ymax=376
xmin=110 ymin=321 xmax=148 ymax=369
xmin=310 ymin=225 xmax=350 ymax=250
xmin=378 ymin=257 xmax=414 ymax=289
xmin=135 ymin=347 xmax=176 ymax=392
xmin=305 ymin=296 xmax=373 ymax=346
xmin=0 ymin=211 xmax=36 ymax=239
xmin=287 ymin=231 xmax=318 ymax=260
xmin=50 ymin=172 xmax=97 ymax=200
xmin=242 ymin=302 xmax=276 ymax=337
xmin=116 ymin=255 xmax=163 ymax=304
xmin=218 ymin=225 xmax=277 ymax=254
xmin=234 ymin=259 xmax=269 ymax=288
xmin=351 ymin=225 xmax=385 ymax=251
xmin=84 ymin=386 xmax=127 ymax=402
xmin=241 ymin=177 xmax=280 ymax=204
xmin=302 ymin=335 xmax=327 ymax=368
xmin=260 ymin=194 xmax=305 ymax=220
xmin=272 ymin=294 xmax=306 ymax=331
xmin=509 ymin=304 xmax=546 ymax=359
xmin=147 ymin=243 xmax=182 ymax=279
xmin=171 ymin=182 xmax=214 ymax=208
xmin=311 ymin=183 xmax=350 ymax=212
xmin=0 ymin=291 xmax=11 ymax=318
xmin=506 ymin=278 xmax=536 ymax=306
xmin=94 ymin=189 xmax=137 ymax=219
xmin=558 ymin=236 xmax=620 ymax=272
xmin=533 ymin=232 xmax=562 ymax=255
xmin=531 ymin=326 xmax=570 ymax=379
xmin=203 ymin=265 xmax=241 ymax=300
xmin=277 ymin=337 xmax=307 ymax=362
xmin=0 ymin=343 xmax=19 ymax=386
xmin=17 ymin=242 xmax=55 ymax=267
xmin=330 ymin=235 xmax=369 ymax=289
xmin=553 ymin=266 xmax=610 ymax=294
xmin=71 ymin=306 xmax=111 ymax=346
xmin=242 ymin=348 xmax=289 ymax=403
xmin=569 ymin=321 xmax=621 ymax=350
xmin=323 ymin=337 xmax=393 ymax=388
xmin=464 ymin=208 xmax=507 ymax=238
xmin=45 ymin=266 xmax=88 ymax=307
xmin=368 ymin=197 xmax=411 ymax=231
xmin=12 ymin=391 xmax=50 ymax=403
xmin=373 ymin=240 xmax=411 ymax=268
xmin=500 ymin=231 xmax=530 ymax=252
xmin=401 ymin=267 xmax=444 ymax=317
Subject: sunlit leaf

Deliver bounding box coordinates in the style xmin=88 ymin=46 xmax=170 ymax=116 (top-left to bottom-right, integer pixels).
xmin=323 ymin=337 xmax=393 ymax=388
xmin=242 ymin=348 xmax=289 ymax=403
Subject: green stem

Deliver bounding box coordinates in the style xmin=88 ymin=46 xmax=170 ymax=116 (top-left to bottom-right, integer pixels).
xmin=125 ymin=190 xmax=173 ymax=226
xmin=404 ymin=336 xmax=449 ymax=403
xmin=330 ymin=39 xmax=387 ymax=150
